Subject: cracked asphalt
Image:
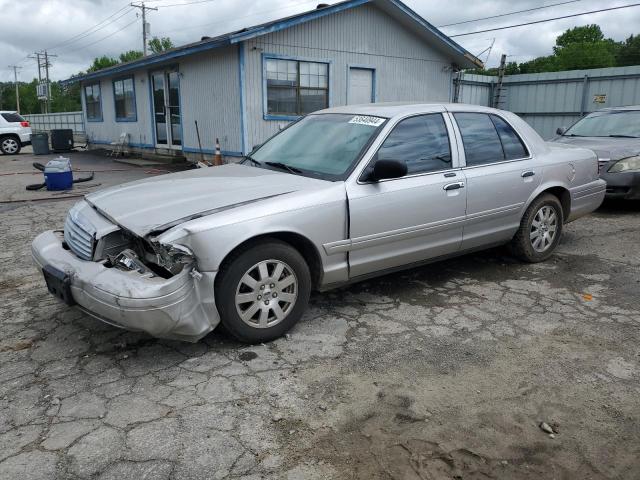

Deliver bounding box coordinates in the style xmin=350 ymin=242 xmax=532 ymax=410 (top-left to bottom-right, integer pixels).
xmin=1 ymin=154 xmax=639 ymax=479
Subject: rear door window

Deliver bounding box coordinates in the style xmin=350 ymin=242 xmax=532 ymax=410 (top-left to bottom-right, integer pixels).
xmin=454 ymin=113 xmax=505 ymax=166
xmin=1 ymin=113 xmax=25 ymax=123
xmin=454 ymin=112 xmax=529 ymax=166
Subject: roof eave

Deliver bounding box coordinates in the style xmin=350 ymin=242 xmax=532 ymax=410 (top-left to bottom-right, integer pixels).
xmin=62 ymin=37 xmax=232 ymax=85
xmin=375 ymin=0 xmax=483 ymax=69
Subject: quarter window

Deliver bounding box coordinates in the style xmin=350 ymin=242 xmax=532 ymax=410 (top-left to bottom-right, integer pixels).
xmin=113 ymin=77 xmax=136 ymax=121
xmin=266 ymin=58 xmax=329 ymax=116
xmin=490 ymin=115 xmax=528 ymax=159
xmin=84 ymin=84 xmax=102 ymax=121
xmin=377 ymin=114 xmax=452 ymax=175
xmin=454 ymin=113 xmax=528 ymax=166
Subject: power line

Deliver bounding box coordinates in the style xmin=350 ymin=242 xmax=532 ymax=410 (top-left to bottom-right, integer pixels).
xmin=155 ymin=0 xmax=221 ymax=7
xmin=156 ymin=0 xmax=318 ymax=35
xmin=438 ymin=0 xmax=586 ymax=28
xmin=48 ymin=5 xmax=134 ymax=51
xmin=61 ymin=17 xmax=140 ymax=54
xmin=451 ymin=2 xmax=640 ymax=37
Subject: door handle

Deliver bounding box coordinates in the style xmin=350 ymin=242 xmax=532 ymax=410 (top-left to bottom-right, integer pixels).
xmin=444 ymin=172 xmax=457 ymax=178
xmin=444 ymin=182 xmax=465 ymax=191
xmin=521 ymin=171 xmax=535 ymax=178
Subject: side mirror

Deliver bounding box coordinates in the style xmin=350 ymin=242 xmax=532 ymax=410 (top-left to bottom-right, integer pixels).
xmin=365 ymin=159 xmax=408 ymax=182
xmin=556 ymin=126 xmax=567 ymax=136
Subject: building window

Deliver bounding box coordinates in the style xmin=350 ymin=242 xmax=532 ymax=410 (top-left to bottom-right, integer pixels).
xmin=113 ymin=77 xmax=136 ymax=122
xmin=265 ymin=57 xmax=329 ymax=117
xmin=84 ymin=84 xmax=102 ymax=122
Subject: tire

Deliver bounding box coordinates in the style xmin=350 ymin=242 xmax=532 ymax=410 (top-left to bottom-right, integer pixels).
xmin=510 ymin=193 xmax=564 ymax=263
xmin=216 ymin=239 xmax=311 ymax=344
xmin=0 ymin=136 xmax=21 ymax=155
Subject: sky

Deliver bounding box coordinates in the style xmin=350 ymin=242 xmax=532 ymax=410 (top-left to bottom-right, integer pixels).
xmin=2 ymin=0 xmax=640 ymax=82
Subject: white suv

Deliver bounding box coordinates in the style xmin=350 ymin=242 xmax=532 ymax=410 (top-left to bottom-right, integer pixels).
xmin=0 ymin=111 xmax=32 ymax=154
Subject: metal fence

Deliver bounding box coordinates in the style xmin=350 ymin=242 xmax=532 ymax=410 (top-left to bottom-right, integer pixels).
xmin=457 ymin=65 xmax=640 ymax=139
xmin=23 ymin=111 xmax=85 ymax=134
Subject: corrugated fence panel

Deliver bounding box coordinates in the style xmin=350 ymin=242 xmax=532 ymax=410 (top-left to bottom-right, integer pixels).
xmin=243 ymin=2 xmax=455 ymax=148
xmin=459 ymin=65 xmax=640 ymax=139
xmin=24 ymin=112 xmax=84 ymax=133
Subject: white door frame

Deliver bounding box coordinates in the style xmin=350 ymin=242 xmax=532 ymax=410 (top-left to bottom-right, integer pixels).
xmin=346 ymin=65 xmax=376 ymax=104
xmin=150 ymin=69 xmax=183 ymax=150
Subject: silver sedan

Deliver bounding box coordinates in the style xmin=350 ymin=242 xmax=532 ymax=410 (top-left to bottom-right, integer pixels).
xmin=32 ymin=103 xmax=606 ymax=343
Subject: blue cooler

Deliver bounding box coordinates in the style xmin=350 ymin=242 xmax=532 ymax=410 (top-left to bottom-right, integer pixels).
xmin=44 ymin=157 xmax=73 ymax=191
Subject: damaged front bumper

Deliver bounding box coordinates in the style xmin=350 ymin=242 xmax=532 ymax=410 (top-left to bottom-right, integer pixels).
xmin=32 ymin=230 xmax=220 ymax=342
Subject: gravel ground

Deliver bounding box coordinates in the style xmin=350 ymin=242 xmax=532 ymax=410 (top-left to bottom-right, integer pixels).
xmin=0 ymin=153 xmax=639 ymax=479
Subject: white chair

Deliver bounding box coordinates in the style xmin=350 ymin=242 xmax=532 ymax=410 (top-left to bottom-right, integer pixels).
xmin=109 ymin=133 xmax=129 ymax=157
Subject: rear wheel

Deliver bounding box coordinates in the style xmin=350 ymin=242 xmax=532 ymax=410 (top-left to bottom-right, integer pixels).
xmin=0 ymin=136 xmax=21 ymax=155
xmin=216 ymin=240 xmax=311 ymax=343
xmin=511 ymin=194 xmax=564 ymax=263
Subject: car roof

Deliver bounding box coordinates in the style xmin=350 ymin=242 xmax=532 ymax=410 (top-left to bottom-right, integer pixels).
xmin=596 ymin=105 xmax=640 ymax=112
xmin=313 ymin=102 xmax=504 ymax=119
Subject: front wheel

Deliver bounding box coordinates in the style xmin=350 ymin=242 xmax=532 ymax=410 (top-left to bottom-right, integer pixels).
xmin=510 ymin=194 xmax=564 ymax=263
xmin=0 ymin=136 xmax=21 ymax=155
xmin=216 ymin=240 xmax=311 ymax=343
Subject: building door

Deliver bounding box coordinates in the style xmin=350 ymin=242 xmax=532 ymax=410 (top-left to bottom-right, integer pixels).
xmin=151 ymin=70 xmax=182 ymax=149
xmin=348 ymin=67 xmax=374 ymax=105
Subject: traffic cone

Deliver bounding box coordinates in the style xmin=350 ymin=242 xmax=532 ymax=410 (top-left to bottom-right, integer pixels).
xmin=214 ymin=138 xmax=223 ymax=166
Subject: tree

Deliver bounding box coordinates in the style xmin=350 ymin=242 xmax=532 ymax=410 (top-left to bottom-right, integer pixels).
xmin=87 ymin=56 xmax=118 ymax=73
xmin=618 ymin=34 xmax=640 ymax=66
xmin=554 ymin=24 xmax=607 ymax=51
xmin=553 ymin=25 xmax=619 ymax=71
xmin=149 ymin=36 xmax=174 ymax=54
xmin=119 ymin=50 xmax=143 ymax=63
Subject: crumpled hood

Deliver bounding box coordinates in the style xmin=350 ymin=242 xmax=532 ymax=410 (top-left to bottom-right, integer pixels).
xmin=551 ymin=136 xmax=640 ymax=160
xmin=85 ymin=164 xmax=331 ymax=236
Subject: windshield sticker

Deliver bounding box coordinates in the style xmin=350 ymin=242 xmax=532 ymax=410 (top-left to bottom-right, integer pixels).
xmin=348 ymin=115 xmax=385 ymax=127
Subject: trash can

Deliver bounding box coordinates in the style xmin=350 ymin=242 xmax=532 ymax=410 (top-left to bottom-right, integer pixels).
xmin=44 ymin=157 xmax=73 ymax=191
xmin=31 ymin=133 xmax=50 ymax=155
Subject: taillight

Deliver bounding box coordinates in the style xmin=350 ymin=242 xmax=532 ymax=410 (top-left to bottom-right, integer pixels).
xmin=20 ymin=121 xmax=30 ymax=128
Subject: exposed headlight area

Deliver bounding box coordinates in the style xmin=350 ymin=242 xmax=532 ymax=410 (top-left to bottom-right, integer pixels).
xmin=62 ymin=206 xmax=194 ymax=279
xmin=608 ymin=156 xmax=640 ymax=173
xmin=100 ymin=233 xmax=193 ymax=278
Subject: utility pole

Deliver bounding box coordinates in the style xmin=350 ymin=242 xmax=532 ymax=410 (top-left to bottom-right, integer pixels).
xmin=131 ymin=2 xmax=157 ymax=56
xmin=8 ymin=65 xmax=21 ymax=113
xmin=44 ymin=51 xmax=52 ymax=111
xmin=28 ymin=51 xmax=57 ymax=113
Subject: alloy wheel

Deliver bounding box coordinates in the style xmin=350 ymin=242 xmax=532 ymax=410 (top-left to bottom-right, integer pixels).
xmin=2 ymin=138 xmax=19 ymax=154
xmin=235 ymin=259 xmax=298 ymax=328
xmin=530 ymin=205 xmax=558 ymax=253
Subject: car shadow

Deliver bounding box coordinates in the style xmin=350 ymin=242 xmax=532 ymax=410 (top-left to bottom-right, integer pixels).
xmin=597 ymin=198 xmax=640 ymax=213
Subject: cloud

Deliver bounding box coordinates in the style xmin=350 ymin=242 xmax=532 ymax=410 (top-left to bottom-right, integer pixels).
xmin=2 ymin=0 xmax=640 ymax=81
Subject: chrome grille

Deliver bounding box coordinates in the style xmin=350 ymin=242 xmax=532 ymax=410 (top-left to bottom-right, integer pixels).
xmin=64 ymin=208 xmax=95 ymax=260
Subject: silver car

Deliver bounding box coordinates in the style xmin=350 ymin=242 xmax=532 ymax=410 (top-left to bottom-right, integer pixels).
xmin=32 ymin=104 xmax=606 ymax=343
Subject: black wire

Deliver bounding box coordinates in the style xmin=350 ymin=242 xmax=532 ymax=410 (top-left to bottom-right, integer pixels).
xmin=439 ymin=0 xmax=586 ymax=28
xmin=451 ymin=2 xmax=640 ymax=37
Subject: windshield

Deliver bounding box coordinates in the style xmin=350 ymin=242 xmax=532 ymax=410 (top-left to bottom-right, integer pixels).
xmin=249 ymin=113 xmax=386 ymax=180
xmin=564 ymin=110 xmax=640 ymax=137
